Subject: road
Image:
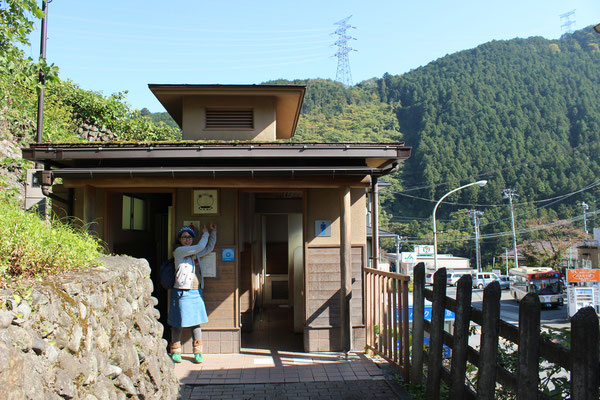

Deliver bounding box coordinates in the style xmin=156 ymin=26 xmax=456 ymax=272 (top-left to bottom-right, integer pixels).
xmin=444 ymin=286 xmax=569 ymax=326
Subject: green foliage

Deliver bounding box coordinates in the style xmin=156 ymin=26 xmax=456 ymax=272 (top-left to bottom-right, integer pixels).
xmin=141 ymin=108 xmax=179 ymax=129
xmin=272 ymin=27 xmax=600 ymax=268
xmin=0 ymin=180 xmax=104 ymax=285
xmin=0 ymin=0 xmax=43 ymax=50
xmin=48 ymin=80 xmax=181 ymax=142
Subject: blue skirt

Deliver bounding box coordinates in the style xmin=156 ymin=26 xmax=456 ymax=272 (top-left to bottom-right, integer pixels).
xmin=168 ymin=288 xmax=209 ymax=327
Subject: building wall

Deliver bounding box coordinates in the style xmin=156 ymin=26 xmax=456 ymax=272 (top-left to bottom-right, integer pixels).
xmin=306 ymin=188 xmax=366 ymax=246
xmin=182 ymin=96 xmax=276 ymax=141
xmin=304 ymin=246 xmax=366 ymax=351
xmin=304 ymin=188 xmax=367 ymax=351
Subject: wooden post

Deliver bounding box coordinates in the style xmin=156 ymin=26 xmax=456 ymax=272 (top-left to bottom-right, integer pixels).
xmin=411 ymin=262 xmax=426 ymax=384
xmin=402 ymin=278 xmax=410 ymax=381
xmin=517 ymin=293 xmax=540 ymax=400
xmin=392 ymin=278 xmax=399 ymax=364
xmin=426 ymin=267 xmax=447 ymax=399
xmin=340 ymin=186 xmax=352 ymax=353
xmin=371 ymin=177 xmax=379 ymax=268
xmin=449 ymin=274 xmax=472 ymax=399
xmin=571 ymin=307 xmax=599 ymax=400
xmin=476 ymin=281 xmax=501 ymax=400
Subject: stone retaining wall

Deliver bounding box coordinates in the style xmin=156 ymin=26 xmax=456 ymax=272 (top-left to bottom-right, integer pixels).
xmin=0 ymin=256 xmax=179 ymax=400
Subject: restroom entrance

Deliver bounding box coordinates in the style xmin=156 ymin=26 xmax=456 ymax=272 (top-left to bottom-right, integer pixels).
xmin=238 ymin=191 xmax=304 ymax=350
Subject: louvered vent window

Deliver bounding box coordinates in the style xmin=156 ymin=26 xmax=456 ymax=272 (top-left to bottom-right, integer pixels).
xmin=205 ymin=109 xmax=254 ymax=129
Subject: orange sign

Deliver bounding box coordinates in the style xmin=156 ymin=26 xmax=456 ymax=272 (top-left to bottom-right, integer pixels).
xmin=567 ymin=269 xmax=600 ymax=283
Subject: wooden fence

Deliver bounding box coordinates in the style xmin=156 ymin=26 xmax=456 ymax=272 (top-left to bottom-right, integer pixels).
xmin=411 ymin=262 xmax=599 ymax=400
xmin=365 ymin=267 xmax=411 ymax=381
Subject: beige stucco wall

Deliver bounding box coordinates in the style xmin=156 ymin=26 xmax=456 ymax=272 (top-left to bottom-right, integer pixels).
xmin=306 ymin=188 xmax=366 ymax=246
xmin=182 ymin=96 xmax=276 ymax=141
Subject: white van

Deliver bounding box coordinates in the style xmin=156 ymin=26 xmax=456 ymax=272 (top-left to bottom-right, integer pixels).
xmin=447 ymin=272 xmax=472 ymax=286
xmin=472 ymin=272 xmax=499 ymax=289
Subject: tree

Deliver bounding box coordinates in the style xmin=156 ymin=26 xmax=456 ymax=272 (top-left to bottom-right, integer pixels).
xmin=520 ymin=219 xmax=586 ymax=270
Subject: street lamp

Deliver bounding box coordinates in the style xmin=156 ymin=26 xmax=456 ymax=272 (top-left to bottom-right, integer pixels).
xmin=433 ymin=180 xmax=488 ymax=270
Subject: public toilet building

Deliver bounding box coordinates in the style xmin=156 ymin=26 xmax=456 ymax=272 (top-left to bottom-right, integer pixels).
xmin=23 ymin=84 xmax=411 ymax=353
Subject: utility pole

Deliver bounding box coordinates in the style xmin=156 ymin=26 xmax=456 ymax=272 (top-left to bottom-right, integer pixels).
xmin=470 ymin=210 xmax=484 ymax=272
xmin=36 ymin=0 xmax=49 ymax=144
xmin=503 ymin=189 xmax=519 ymax=269
xmin=581 ymin=201 xmax=589 ymax=233
xmin=502 ymin=246 xmax=508 ymax=274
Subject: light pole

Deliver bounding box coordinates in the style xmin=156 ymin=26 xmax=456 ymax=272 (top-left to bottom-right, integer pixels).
xmin=433 ymin=180 xmax=487 ymax=270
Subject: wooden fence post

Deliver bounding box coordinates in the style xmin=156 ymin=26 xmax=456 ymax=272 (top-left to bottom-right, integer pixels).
xmin=571 ymin=306 xmax=599 ymax=400
xmin=426 ymin=267 xmax=447 ymax=400
xmin=476 ymin=281 xmax=501 ymax=400
xmin=517 ymin=293 xmax=540 ymax=400
xmin=402 ymin=277 xmax=410 ymax=382
xmin=411 ymin=262 xmax=425 ymax=384
xmin=449 ymin=274 xmax=472 ymax=399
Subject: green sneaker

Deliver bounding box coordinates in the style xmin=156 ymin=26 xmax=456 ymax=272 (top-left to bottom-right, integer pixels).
xmin=171 ymin=352 xmax=182 ymax=363
xmin=193 ymin=353 xmax=203 ymax=363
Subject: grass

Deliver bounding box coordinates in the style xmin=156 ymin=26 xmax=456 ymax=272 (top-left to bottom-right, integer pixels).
xmin=0 ymin=182 xmax=104 ymax=287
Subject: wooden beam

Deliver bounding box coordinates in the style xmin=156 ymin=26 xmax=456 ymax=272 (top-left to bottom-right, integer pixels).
xmin=340 ymin=186 xmax=353 ymax=352
xmin=60 ymin=176 xmax=372 ymax=189
xmin=371 ymin=177 xmax=379 ymax=268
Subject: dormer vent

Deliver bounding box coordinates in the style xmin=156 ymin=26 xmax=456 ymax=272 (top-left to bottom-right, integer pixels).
xmin=205 ymin=109 xmax=254 ymax=130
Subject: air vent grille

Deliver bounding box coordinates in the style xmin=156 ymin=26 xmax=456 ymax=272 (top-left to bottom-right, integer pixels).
xmin=205 ymin=109 xmax=253 ymax=129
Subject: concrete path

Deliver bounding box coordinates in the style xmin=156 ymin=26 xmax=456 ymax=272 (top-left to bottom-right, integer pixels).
xmin=175 ymin=350 xmax=411 ymax=399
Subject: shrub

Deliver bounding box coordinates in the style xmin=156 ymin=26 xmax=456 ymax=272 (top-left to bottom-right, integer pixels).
xmin=0 ymin=181 xmax=104 ymax=285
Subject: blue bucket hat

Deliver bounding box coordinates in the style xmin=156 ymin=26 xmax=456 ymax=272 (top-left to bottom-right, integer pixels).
xmin=177 ymin=226 xmax=195 ymax=238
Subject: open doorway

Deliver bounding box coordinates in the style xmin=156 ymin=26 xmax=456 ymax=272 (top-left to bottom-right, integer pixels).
xmin=107 ymin=191 xmax=173 ymax=339
xmin=239 ymin=191 xmax=304 ymax=351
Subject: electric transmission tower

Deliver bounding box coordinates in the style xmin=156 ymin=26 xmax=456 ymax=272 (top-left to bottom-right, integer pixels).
xmin=503 ymin=189 xmax=519 ymax=269
xmin=560 ymin=10 xmax=576 ymax=35
xmin=470 ymin=210 xmax=484 ymax=272
xmin=332 ymin=15 xmax=357 ymax=87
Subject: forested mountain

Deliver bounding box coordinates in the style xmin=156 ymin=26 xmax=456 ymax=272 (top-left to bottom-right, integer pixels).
xmin=261 ymin=27 xmax=600 ymax=265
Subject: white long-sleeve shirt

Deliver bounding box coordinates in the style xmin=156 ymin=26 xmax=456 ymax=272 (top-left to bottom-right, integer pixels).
xmin=172 ymin=231 xmax=217 ymax=289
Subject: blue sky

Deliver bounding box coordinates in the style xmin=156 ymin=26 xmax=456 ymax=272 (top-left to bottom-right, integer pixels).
xmin=25 ymin=0 xmax=600 ymax=112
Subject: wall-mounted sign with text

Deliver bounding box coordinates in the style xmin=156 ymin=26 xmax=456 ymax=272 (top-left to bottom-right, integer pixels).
xmin=567 ymin=269 xmax=600 ymax=283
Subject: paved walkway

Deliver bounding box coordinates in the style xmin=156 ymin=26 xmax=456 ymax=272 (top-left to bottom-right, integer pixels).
xmin=175 ymin=350 xmax=410 ymax=399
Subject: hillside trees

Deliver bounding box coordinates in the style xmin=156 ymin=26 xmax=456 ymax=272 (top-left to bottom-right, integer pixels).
xmin=270 ymin=27 xmax=600 ymax=264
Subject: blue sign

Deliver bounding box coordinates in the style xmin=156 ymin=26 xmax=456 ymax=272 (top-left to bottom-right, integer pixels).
xmin=407 ymin=307 xmax=455 ymax=322
xmin=221 ymin=248 xmax=235 ymax=261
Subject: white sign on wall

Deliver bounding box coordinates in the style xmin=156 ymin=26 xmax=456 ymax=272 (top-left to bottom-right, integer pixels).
xmin=199 ymin=252 xmax=217 ymax=278
xmin=401 ymin=252 xmax=417 ymax=263
xmin=416 ymin=245 xmax=434 ymax=255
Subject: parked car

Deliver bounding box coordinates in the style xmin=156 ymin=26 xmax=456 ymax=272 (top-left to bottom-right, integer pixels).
xmin=497 ymin=275 xmax=510 ymax=290
xmin=425 ymin=273 xmax=434 ymax=286
xmin=447 ymin=272 xmax=472 ymax=286
xmin=472 ymin=272 xmax=499 ymax=289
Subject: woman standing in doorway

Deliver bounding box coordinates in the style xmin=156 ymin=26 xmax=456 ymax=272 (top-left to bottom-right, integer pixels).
xmin=169 ymin=223 xmax=217 ymax=363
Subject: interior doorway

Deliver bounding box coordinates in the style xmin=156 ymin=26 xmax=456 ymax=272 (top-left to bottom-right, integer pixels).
xmin=239 ymin=191 xmax=304 ymax=351
xmin=107 ymin=191 xmax=173 ymax=339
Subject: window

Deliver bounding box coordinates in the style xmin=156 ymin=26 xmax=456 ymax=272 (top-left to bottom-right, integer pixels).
xmin=205 ymin=109 xmax=253 ymax=129
xmin=122 ymin=195 xmax=146 ymax=231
